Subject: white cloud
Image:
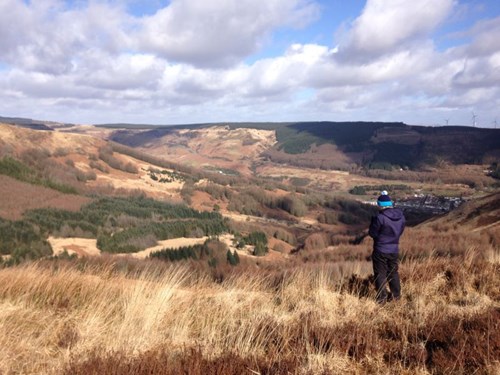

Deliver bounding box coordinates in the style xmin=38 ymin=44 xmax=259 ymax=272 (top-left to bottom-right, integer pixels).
xmin=0 ymin=0 xmax=499 ymax=127
xmin=74 ymin=52 xmax=165 ymax=91
xmin=2 ymin=69 xmax=99 ymax=99
xmin=240 ymin=44 xmax=328 ymax=97
xmin=0 ymin=0 xmax=132 ymax=74
xmin=339 ymin=0 xmax=456 ymax=60
xmin=446 ymin=17 xmax=500 ymax=92
xmin=452 ymin=55 xmax=500 ymax=89
xmin=137 ymin=0 xmax=319 ymax=67
xmin=461 ymin=16 xmax=500 ymax=57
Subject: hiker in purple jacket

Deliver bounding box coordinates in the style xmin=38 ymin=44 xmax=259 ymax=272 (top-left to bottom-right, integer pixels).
xmin=369 ymin=191 xmax=405 ymax=304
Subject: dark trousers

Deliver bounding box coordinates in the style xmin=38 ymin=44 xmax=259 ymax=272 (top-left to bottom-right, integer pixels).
xmin=372 ymin=250 xmax=400 ymax=303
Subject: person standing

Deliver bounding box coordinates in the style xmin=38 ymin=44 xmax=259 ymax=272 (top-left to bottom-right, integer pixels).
xmin=369 ymin=191 xmax=405 ymax=304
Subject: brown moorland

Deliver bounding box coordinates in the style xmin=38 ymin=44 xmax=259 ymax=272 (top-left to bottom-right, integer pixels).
xmin=0 ymin=123 xmax=185 ymax=201
xmin=0 ymin=175 xmax=92 ymax=220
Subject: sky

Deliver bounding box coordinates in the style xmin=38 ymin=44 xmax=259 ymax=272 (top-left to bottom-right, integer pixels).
xmin=0 ymin=0 xmax=499 ymax=127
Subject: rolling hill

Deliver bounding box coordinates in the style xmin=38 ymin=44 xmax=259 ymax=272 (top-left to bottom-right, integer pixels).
xmin=2 ymin=116 xmax=499 ymax=175
xmin=0 ymin=117 xmax=499 ymax=374
xmin=91 ymin=121 xmax=500 ymax=170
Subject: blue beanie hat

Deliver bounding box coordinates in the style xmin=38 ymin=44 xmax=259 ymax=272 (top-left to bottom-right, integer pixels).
xmin=377 ymin=191 xmax=393 ymax=207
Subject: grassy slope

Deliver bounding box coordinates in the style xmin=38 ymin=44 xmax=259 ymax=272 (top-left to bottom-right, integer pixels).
xmin=0 ymin=175 xmax=91 ymax=221
xmin=0 ymin=223 xmax=499 ymax=374
xmin=421 ymin=192 xmax=500 ymax=231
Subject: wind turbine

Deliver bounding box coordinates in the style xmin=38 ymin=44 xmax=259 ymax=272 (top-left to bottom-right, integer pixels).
xmin=445 ymin=118 xmax=449 ymax=126
xmin=494 ymin=118 xmax=498 ymax=129
xmin=471 ymin=111 xmax=477 ymax=127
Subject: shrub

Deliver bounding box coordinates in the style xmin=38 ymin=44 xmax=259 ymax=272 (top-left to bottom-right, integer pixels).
xmin=339 ymin=212 xmax=359 ymax=225
xmin=89 ymin=160 xmax=109 ymax=173
xmin=53 ymin=148 xmax=70 ymax=157
xmin=226 ymin=250 xmax=240 ymax=265
xmin=279 ymin=195 xmax=308 ymax=217
xmin=239 ymin=231 xmax=269 ymax=256
xmin=318 ymin=211 xmax=338 ymax=225
xmin=227 ymin=193 xmax=262 ymax=216
xmin=98 ymin=146 xmax=138 ymax=174
xmin=349 ymin=186 xmax=366 ymax=195
xmin=304 ymin=232 xmax=328 ymax=251
xmin=76 ymin=169 xmax=97 ymax=182
xmin=0 ymin=157 xmax=78 ymax=194
xmin=253 ymin=242 xmax=268 ymax=256
xmin=181 ymin=182 xmax=194 ymax=205
xmin=150 ymin=244 xmax=208 ymax=262
xmin=0 ymin=218 xmax=48 ymax=256
xmin=273 ymin=229 xmax=296 ymax=245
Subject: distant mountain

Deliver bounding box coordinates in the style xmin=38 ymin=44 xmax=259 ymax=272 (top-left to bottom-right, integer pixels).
xmin=0 ymin=116 xmax=54 ymax=131
xmin=0 ymin=115 xmax=81 ymax=130
xmin=4 ymin=117 xmax=500 ymax=170
xmin=96 ymin=121 xmax=500 ymax=170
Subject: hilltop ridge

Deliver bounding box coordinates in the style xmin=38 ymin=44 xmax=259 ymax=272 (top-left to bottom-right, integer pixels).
xmin=2 ymin=116 xmax=499 ymax=171
xmin=70 ymin=121 xmax=500 ymax=173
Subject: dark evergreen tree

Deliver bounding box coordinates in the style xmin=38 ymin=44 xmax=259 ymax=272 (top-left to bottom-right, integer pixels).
xmin=226 ymin=250 xmax=237 ymax=265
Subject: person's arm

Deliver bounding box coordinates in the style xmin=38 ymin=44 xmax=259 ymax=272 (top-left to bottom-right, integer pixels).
xmin=400 ymin=213 xmax=406 ymax=236
xmin=368 ymin=215 xmax=381 ymax=239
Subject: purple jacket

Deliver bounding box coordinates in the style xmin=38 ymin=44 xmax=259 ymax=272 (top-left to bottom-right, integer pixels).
xmin=369 ymin=208 xmax=405 ymax=253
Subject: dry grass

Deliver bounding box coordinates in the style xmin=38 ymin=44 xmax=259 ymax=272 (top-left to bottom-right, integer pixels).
xmin=0 ymin=175 xmax=91 ymax=220
xmin=0 ymin=123 xmax=186 ymax=202
xmin=0 ymin=230 xmax=499 ymax=375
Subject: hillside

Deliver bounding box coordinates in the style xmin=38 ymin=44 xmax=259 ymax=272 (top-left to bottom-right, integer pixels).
xmin=0 ymin=175 xmax=91 ymax=221
xmin=0 ymin=123 xmax=201 ymax=263
xmin=89 ymin=121 xmax=500 ymax=171
xmin=0 ymin=123 xmax=391 ymax=267
xmin=421 ymin=192 xmax=500 ymax=232
xmin=3 ymin=117 xmax=499 ymax=182
xmin=0 ymin=123 xmax=185 ymax=201
xmin=0 ymin=121 xmax=497 ymax=260
xmin=84 ymin=122 xmax=500 ymax=196
xmin=107 ymin=125 xmax=277 ymax=176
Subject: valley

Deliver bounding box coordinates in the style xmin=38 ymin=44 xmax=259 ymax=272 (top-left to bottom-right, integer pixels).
xmin=0 ymin=118 xmax=498 ymax=374
xmin=1 ymin=119 xmax=498 ymax=262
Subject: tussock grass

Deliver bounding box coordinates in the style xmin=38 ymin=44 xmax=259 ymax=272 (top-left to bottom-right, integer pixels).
xmin=0 ymin=228 xmax=499 ymax=374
